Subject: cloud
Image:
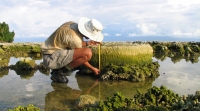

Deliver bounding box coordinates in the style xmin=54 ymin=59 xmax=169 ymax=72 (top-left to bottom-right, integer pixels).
xmin=27 ymin=33 xmax=49 ymax=38
xmin=103 ymin=33 xmax=110 ymax=36
xmin=115 ymin=33 xmax=121 ymax=36
xmin=173 ymin=29 xmax=192 ymax=36
xmin=195 ymin=29 xmax=200 ymax=36
xmin=172 ymin=29 xmax=200 ymax=38
xmin=136 ymin=23 xmax=157 ymax=35
xmin=0 ymin=0 xmax=199 ymax=41
xmin=128 ymin=33 xmax=137 ymax=37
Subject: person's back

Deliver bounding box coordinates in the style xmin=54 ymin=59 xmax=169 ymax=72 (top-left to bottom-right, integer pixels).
xmin=41 ymin=21 xmax=83 ymax=55
xmin=41 ymin=17 xmax=104 ymax=83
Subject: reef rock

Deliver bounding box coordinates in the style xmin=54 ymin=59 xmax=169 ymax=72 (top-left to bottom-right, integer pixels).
xmin=76 ymin=95 xmax=98 ymax=108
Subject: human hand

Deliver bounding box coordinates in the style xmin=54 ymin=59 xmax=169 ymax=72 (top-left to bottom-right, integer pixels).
xmin=91 ymin=67 xmax=100 ymax=75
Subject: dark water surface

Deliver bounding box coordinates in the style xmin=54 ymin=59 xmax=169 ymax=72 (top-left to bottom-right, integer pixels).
xmin=0 ymin=57 xmax=199 ymax=110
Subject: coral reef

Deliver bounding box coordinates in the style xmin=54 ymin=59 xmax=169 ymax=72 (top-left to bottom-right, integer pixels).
xmin=0 ymin=43 xmax=42 ymax=68
xmin=76 ymin=95 xmax=98 ymax=108
xmin=149 ymin=41 xmax=200 ymax=63
xmin=7 ymin=58 xmax=50 ymax=79
xmin=90 ymin=42 xmax=153 ymax=69
xmin=7 ymin=86 xmax=200 ymax=111
xmin=1 ymin=41 xmax=200 ymax=111
xmin=99 ymin=61 xmax=160 ymax=82
xmin=7 ymin=104 xmax=40 ymax=111
xmin=83 ymin=86 xmax=200 ymax=111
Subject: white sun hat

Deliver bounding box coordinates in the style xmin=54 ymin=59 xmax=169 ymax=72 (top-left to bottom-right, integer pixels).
xmin=78 ymin=17 xmax=104 ymax=42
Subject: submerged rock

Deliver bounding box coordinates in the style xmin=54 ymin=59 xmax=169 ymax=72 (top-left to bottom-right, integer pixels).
xmin=76 ymin=95 xmax=98 ymax=108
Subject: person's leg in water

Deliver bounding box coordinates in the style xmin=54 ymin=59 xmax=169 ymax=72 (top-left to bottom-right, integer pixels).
xmin=51 ymin=48 xmax=92 ymax=83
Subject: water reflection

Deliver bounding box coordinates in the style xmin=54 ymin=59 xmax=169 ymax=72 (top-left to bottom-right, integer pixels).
xmin=44 ymin=73 xmax=154 ymax=110
xmin=0 ymin=56 xmax=199 ymax=110
xmin=154 ymin=52 xmax=199 ymax=64
xmin=0 ymin=70 xmax=51 ymax=110
xmin=45 ymin=82 xmax=80 ymax=110
xmin=0 ymin=53 xmax=42 ymax=68
xmin=152 ymin=57 xmax=200 ymax=95
xmin=14 ymin=69 xmax=35 ymax=79
xmin=0 ymin=68 xmax=155 ymax=110
xmin=0 ymin=68 xmax=9 ymax=78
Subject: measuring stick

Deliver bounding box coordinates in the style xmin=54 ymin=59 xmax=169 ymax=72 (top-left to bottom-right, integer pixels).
xmin=98 ymin=44 xmax=101 ymax=101
xmin=98 ymin=44 xmax=101 ymax=70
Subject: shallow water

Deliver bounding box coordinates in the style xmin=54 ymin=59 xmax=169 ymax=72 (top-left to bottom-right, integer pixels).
xmin=153 ymin=57 xmax=200 ymax=95
xmin=0 ymin=57 xmax=199 ymax=110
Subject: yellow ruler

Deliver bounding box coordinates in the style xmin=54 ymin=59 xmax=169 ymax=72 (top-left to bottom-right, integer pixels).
xmin=98 ymin=44 xmax=101 ymax=70
xmin=98 ymin=44 xmax=101 ymax=101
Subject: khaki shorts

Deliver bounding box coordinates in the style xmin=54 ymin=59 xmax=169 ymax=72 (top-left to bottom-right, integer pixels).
xmin=43 ymin=49 xmax=74 ymax=69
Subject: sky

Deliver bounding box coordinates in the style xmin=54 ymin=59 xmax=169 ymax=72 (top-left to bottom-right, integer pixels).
xmin=0 ymin=0 xmax=200 ymax=42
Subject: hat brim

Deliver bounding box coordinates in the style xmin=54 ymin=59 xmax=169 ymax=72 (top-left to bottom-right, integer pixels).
xmin=78 ymin=17 xmax=103 ymax=42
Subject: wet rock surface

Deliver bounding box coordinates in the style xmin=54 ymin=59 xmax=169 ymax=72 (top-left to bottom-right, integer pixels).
xmin=0 ymin=41 xmax=199 ymax=81
xmin=82 ymin=86 xmax=200 ymax=111
xmin=76 ymin=95 xmax=98 ymax=108
xmin=149 ymin=41 xmax=200 ymax=63
xmin=99 ymin=61 xmax=160 ymax=82
xmin=2 ymin=41 xmax=200 ymax=111
xmin=0 ymin=43 xmax=42 ymax=68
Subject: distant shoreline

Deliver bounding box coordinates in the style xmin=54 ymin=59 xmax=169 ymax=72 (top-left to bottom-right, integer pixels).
xmin=13 ymin=36 xmax=200 ymax=43
xmin=0 ymin=42 xmax=42 ymax=45
xmin=0 ymin=41 xmax=200 ymax=46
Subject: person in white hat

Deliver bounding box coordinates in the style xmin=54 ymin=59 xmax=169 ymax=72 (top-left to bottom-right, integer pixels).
xmin=40 ymin=17 xmax=104 ymax=83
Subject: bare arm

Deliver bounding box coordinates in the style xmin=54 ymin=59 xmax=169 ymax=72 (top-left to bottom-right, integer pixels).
xmin=82 ymin=40 xmax=101 ymax=75
xmin=83 ymin=61 xmax=100 ymax=75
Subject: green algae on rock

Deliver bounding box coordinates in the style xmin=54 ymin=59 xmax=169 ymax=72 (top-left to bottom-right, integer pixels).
xmin=77 ymin=42 xmax=157 ymax=82
xmin=0 ymin=57 xmax=9 ymax=68
xmin=149 ymin=41 xmax=200 ymax=63
xmin=7 ymin=85 xmax=200 ymax=111
xmin=8 ymin=58 xmax=50 ymax=78
xmin=76 ymin=95 xmax=98 ymax=108
xmin=100 ymin=61 xmax=160 ymax=82
xmin=0 ymin=42 xmax=42 ymax=53
xmin=0 ymin=68 xmax=9 ymax=78
xmin=8 ymin=58 xmax=37 ymax=79
xmin=83 ymin=86 xmax=200 ymax=111
xmin=7 ymin=104 xmax=40 ymax=111
xmin=14 ymin=57 xmax=37 ymax=69
xmin=89 ymin=42 xmax=153 ymax=69
xmin=0 ymin=43 xmax=42 ymax=69
xmin=14 ymin=69 xmax=35 ymax=79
